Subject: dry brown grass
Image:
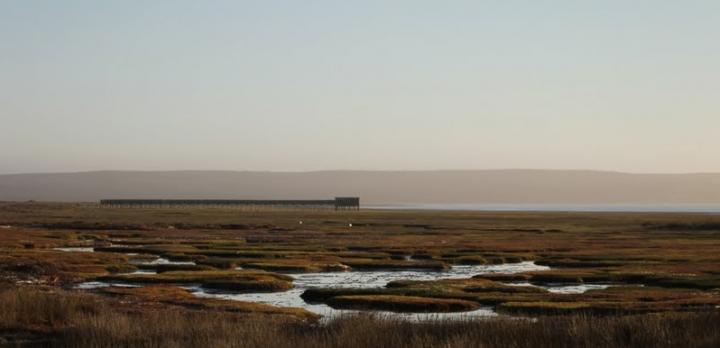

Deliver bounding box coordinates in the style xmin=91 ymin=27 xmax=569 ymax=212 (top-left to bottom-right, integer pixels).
xmin=0 ymin=286 xmax=718 ymax=347
xmin=99 ymin=285 xmax=317 ymax=320
xmin=4 ymin=204 xmax=720 ymax=314
xmin=326 ymin=295 xmax=480 ymax=312
xmin=0 ymin=249 xmax=131 ymax=284
xmin=100 ymin=270 xmax=294 ymax=292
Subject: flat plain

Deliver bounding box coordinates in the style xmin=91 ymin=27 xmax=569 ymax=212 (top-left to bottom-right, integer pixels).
xmin=1 ymin=202 xmax=719 ymax=347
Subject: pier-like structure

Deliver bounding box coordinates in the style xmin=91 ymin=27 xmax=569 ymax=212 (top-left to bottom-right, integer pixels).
xmin=99 ymin=197 xmax=360 ymax=210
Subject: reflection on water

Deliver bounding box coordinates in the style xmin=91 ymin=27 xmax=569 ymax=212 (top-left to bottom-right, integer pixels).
xmin=192 ymin=287 xmax=499 ymax=321
xmin=366 ymin=203 xmax=720 ymax=213
xmin=507 ymin=281 xmax=611 ymax=294
xmin=55 ymin=233 xmax=620 ymax=319
xmin=74 ymin=261 xmax=614 ymax=320
xmin=191 ymin=261 xmax=549 ymax=320
xmin=545 ymin=284 xmax=610 ymax=294
xmin=76 ymin=281 xmax=139 ymax=290
xmin=138 ymin=257 xmax=196 ymax=266
xmin=197 ymin=281 xmax=498 ymax=321
xmin=54 ymin=247 xmax=94 ymax=252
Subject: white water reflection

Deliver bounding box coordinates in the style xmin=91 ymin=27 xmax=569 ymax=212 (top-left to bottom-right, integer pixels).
xmin=366 ymin=203 xmax=720 ymax=213
xmin=54 ymin=247 xmax=94 ymax=252
xmin=75 ymin=261 xmax=614 ymax=320
xmin=75 ymin=281 xmax=139 ymax=290
xmin=545 ymin=284 xmax=610 ymax=294
xmin=192 ymin=261 xmax=548 ymax=320
xmin=139 ymin=257 xmax=196 ymax=266
xmin=74 ymin=269 xmax=158 ymax=289
xmin=201 ymin=282 xmax=498 ymax=322
xmin=192 ymin=287 xmax=498 ymax=321
xmin=503 ymin=281 xmax=611 ymax=294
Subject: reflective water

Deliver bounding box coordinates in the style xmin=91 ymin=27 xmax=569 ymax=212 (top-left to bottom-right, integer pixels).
xmin=546 ymin=284 xmax=610 ymax=294
xmin=53 ymin=247 xmax=94 ymax=252
xmin=507 ymin=282 xmax=611 ymax=294
xmin=367 ymin=203 xmax=720 ymax=213
xmin=76 ymin=281 xmax=139 ymax=290
xmin=192 ymin=261 xmax=549 ymax=319
xmin=73 ymin=259 xmax=613 ymax=320
xmin=138 ymin=257 xmax=196 ymax=266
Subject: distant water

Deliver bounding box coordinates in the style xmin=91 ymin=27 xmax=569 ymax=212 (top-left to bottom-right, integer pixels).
xmin=365 ymin=203 xmax=720 ymax=213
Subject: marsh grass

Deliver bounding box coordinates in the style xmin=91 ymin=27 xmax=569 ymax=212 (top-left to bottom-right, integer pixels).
xmin=99 ymin=285 xmax=316 ymax=319
xmin=3 ymin=204 xmax=720 ymax=346
xmin=341 ymin=260 xmax=450 ymax=271
xmin=326 ymin=295 xmax=481 ymax=312
xmin=0 ymin=287 xmax=718 ymax=347
xmin=99 ymin=270 xmax=294 ymax=292
xmin=137 ymin=264 xmax=215 ymax=273
xmin=476 ymin=269 xmax=720 ymax=290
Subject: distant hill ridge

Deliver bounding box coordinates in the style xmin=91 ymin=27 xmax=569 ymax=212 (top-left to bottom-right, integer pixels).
xmin=1 ymin=170 xmax=719 ymax=204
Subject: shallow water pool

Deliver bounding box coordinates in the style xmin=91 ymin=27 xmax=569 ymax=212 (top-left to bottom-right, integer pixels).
xmin=191 ymin=261 xmax=549 ymax=320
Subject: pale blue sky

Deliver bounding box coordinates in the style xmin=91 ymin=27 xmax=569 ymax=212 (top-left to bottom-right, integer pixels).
xmin=1 ymin=1 xmax=718 ymax=174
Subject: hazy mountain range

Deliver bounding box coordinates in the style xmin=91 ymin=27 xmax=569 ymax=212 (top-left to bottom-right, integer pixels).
xmin=1 ymin=170 xmax=720 ymax=204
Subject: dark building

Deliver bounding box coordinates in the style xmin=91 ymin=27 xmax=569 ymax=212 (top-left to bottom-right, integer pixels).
xmin=333 ymin=197 xmax=361 ymax=210
xmin=100 ymin=197 xmax=360 ymax=210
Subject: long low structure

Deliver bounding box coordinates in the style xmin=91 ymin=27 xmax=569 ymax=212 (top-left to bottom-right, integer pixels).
xmin=99 ymin=197 xmax=360 ymax=210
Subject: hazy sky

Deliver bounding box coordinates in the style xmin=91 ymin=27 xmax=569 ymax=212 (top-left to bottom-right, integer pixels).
xmin=1 ymin=1 xmax=719 ymax=174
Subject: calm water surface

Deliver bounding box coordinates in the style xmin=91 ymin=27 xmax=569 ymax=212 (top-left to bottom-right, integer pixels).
xmin=192 ymin=261 xmax=549 ymax=320
xmin=366 ymin=203 xmax=720 ymax=213
xmin=61 ymin=246 xmax=612 ymax=319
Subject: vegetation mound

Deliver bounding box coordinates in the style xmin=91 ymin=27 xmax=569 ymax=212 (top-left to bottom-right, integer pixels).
xmin=99 ymin=270 xmax=294 ymax=293
xmin=327 ymin=295 xmax=480 ymax=312
xmin=100 ymin=285 xmax=315 ymax=319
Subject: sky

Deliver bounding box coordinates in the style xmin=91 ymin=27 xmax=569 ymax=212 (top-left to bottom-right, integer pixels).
xmin=1 ymin=1 xmax=719 ymax=174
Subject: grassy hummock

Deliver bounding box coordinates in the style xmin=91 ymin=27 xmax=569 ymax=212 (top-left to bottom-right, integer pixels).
xmin=99 ymin=270 xmax=294 ymax=292
xmin=100 ymin=285 xmax=316 ymax=320
xmin=326 ymin=295 xmax=480 ymax=312
xmin=137 ymin=264 xmax=215 ymax=273
xmin=341 ymin=260 xmax=449 ymax=271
